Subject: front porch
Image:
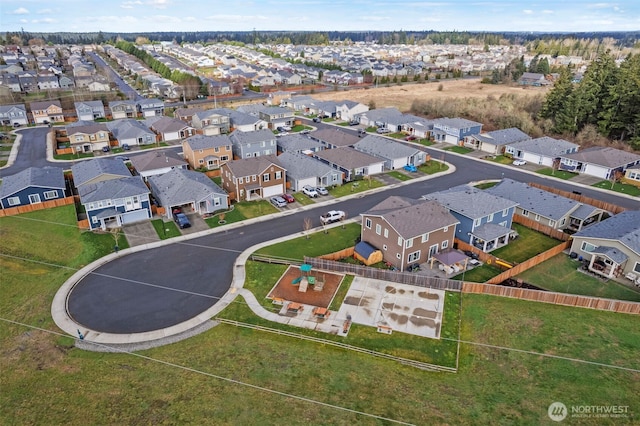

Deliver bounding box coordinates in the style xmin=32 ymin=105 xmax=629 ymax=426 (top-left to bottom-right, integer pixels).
xmin=584 ymin=246 xmax=627 ymax=279
xmin=469 ymin=223 xmax=513 ymax=252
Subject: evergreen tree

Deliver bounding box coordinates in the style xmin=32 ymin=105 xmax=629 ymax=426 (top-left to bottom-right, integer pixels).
xmin=539 ymin=68 xmax=574 ymax=121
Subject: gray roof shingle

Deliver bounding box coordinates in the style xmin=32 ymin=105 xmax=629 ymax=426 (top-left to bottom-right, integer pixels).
xmin=424 ymin=184 xmax=518 ymax=219
xmin=71 ymin=158 xmax=131 ymax=187
xmin=313 ymin=147 xmax=384 ymax=169
xmin=0 ymin=166 xmax=65 ymax=198
xmin=561 ymin=147 xmax=640 ymax=168
xmin=276 ymin=151 xmax=334 ymax=180
xmin=184 ymin=134 xmax=232 ymax=151
xmin=78 ymin=175 xmax=149 ymax=202
xmin=508 ymin=136 xmax=578 ymax=156
xmin=573 ymin=210 xmax=640 ymax=256
xmin=148 ymin=168 xmax=226 ymax=207
xmin=353 ymin=135 xmax=420 ymax=160
xmin=473 ymin=128 xmax=531 ymax=146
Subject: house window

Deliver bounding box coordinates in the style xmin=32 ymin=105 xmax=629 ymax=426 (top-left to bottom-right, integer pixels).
xmin=522 ymin=210 xmax=529 ymax=217
xmin=215 ymin=147 xmax=220 ymax=152
xmin=220 ymin=156 xmax=229 ymax=162
xmin=198 ymin=159 xmax=204 ymax=164
xmin=28 ymin=194 xmax=41 ymax=204
xmin=408 ymin=250 xmax=421 ymax=263
xmin=473 ymin=218 xmax=481 ymax=227
xmin=405 ymin=238 xmax=413 ymax=249
xmin=263 ymin=173 xmax=270 ymax=182
xmin=535 ymin=214 xmax=540 ymax=221
xmin=560 ymin=218 xmax=566 ymax=227
xmin=549 ymin=220 xmax=556 ymax=228
xmin=581 ymin=241 xmax=598 ymax=252
xmin=75 ymin=135 xmax=84 ymax=142
xmin=92 ymin=216 xmax=98 ymax=224
xmin=502 ymin=208 xmax=508 ymax=217
xmin=441 ymin=240 xmax=449 ymax=249
xmin=239 ymin=177 xmax=243 ymax=184
xmin=213 ymin=198 xmax=221 ymax=206
xmin=384 ymin=228 xmax=388 ymax=238
xmin=7 ymin=196 xmax=20 ymax=206
xmin=396 ymin=253 xmax=401 ymax=259
xmin=44 ymin=190 xmax=58 ymax=200
xmin=443 ymin=226 xmax=448 ymax=232
xmin=245 ymin=153 xmax=251 ymax=158
xmin=397 ymin=236 xmax=402 ymax=246
xmin=383 ymin=244 xmax=387 ymax=251
xmin=376 ymin=224 xmax=381 ymax=235
xmin=634 ymin=262 xmax=640 ymax=273
xmin=275 ymin=171 xmax=282 ymax=180
xmin=365 ymin=218 xmax=371 ymax=229
xmin=488 ymin=213 xmax=494 ymax=222
xmin=252 ymin=175 xmax=257 ymax=182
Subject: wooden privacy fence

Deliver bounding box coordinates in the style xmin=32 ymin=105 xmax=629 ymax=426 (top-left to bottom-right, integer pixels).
xmin=319 ymin=247 xmax=355 ymax=261
xmin=0 ymin=196 xmax=75 ymax=217
xmin=528 ymin=182 xmax=627 ymax=214
xmin=513 ymin=214 xmax=570 ymax=241
xmin=486 ymin=240 xmax=572 ymax=284
xmin=463 ymin=282 xmax=640 ymax=315
xmin=304 ymin=256 xmax=463 ymax=292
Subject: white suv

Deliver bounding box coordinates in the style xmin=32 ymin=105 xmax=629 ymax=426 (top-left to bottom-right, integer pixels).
xmin=302 ymin=185 xmax=319 ymax=198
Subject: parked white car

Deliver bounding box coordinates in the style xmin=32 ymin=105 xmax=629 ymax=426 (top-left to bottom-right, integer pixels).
xmin=302 ymin=185 xmax=319 ymax=198
xmin=512 ymin=159 xmax=527 ymax=166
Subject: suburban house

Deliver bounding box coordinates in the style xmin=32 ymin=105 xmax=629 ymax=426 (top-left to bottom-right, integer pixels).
xmin=71 ymin=158 xmax=132 ymax=189
xmin=558 ymin=147 xmax=640 ymax=180
xmin=147 ymin=116 xmax=196 ymax=142
xmin=78 ymin=175 xmax=151 ymax=230
xmin=220 ymin=155 xmax=286 ymax=201
xmin=570 ymin=210 xmax=640 ymax=280
xmin=486 ymin=178 xmax=606 ymax=233
xmin=399 ymin=115 xmax=436 ymax=139
xmin=129 ymin=150 xmax=188 ymax=181
xmin=108 ymin=100 xmax=137 ymax=120
xmin=30 ymin=100 xmax=64 ymax=124
xmin=258 ymin=106 xmax=295 ymax=130
xmin=191 ymin=109 xmax=231 ymax=135
xmin=182 ymin=134 xmax=233 ymax=170
xmin=276 ymin=134 xmax=324 ymax=154
xmin=137 ymin=98 xmax=165 ymax=117
xmin=334 ymin=100 xmax=369 ymax=122
xmin=224 ymin=109 xmax=268 ymax=132
xmin=229 ymin=129 xmax=277 ymax=159
xmin=354 ymin=107 xmax=404 ymax=129
xmin=148 ymin=168 xmax=229 ymax=219
xmin=74 ymin=101 xmax=106 ymax=121
xmin=0 ymin=166 xmax=66 ymax=209
xmin=506 ymin=137 xmax=579 ymax=167
xmin=468 ymin=128 xmax=531 ymax=155
xmin=622 ymin=164 xmax=640 ymax=187
xmin=276 ymin=151 xmax=342 ymax=191
xmin=174 ymin=107 xmax=203 ymax=123
xmin=107 ymin=119 xmax=156 ymax=147
xmin=310 ymin=128 xmax=361 ymax=149
xmin=66 ymin=123 xmax=111 ymax=152
xmin=431 ymin=118 xmax=483 ymax=145
xmin=0 ymin=103 xmax=29 ymax=126
xmin=353 ymin=135 xmax=427 ymax=170
xmin=313 ymin=147 xmax=385 ymax=182
xmin=423 ymin=184 xmax=518 ymax=252
xmin=360 ymin=196 xmax=460 ymax=272
xmin=518 ymin=72 xmax=550 ymax=86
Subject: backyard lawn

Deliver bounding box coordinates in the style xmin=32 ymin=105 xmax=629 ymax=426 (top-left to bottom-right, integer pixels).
xmin=490 ymin=223 xmax=560 ymax=263
xmin=516 ymin=254 xmax=640 ymax=302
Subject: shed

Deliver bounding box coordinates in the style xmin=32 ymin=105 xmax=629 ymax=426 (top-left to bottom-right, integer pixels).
xmin=354 ymin=241 xmax=383 ymax=266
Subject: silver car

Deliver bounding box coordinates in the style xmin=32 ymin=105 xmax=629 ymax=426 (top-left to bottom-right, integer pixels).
xmin=270 ymin=196 xmax=287 ymax=208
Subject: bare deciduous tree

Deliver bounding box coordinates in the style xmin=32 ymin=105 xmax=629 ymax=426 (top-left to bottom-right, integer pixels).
xmin=303 ymin=217 xmax=312 ymax=239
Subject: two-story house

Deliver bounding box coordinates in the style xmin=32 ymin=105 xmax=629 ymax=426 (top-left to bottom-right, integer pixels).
xmin=107 ymin=119 xmax=156 ymax=147
xmin=147 ymin=116 xmax=196 ymax=142
xmin=0 ymin=166 xmax=66 ymax=209
xmin=108 ymin=100 xmax=138 ymax=120
xmin=182 ymin=134 xmax=233 ymax=170
xmin=229 ymin=129 xmax=277 ymax=159
xmin=191 ymin=109 xmax=231 ymax=135
xmin=66 ymin=123 xmax=111 ymax=153
xmin=137 ymin=98 xmax=165 ymax=118
xmin=257 ymin=106 xmax=295 ymax=130
xmin=0 ymin=104 xmax=29 ymax=126
xmin=431 ymin=118 xmax=483 ymax=145
xmin=360 ymin=196 xmax=460 ymax=272
xmin=30 ymin=100 xmax=64 ymax=124
xmin=423 ymin=184 xmax=518 ymax=252
xmin=220 ymin=155 xmax=286 ymax=201
xmin=74 ymin=100 xmax=106 ymax=121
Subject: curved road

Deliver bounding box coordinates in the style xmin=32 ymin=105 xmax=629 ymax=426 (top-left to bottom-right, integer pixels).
xmin=66 ymin=151 xmax=640 ymax=334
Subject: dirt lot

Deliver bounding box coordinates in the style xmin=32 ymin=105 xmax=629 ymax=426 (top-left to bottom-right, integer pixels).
xmin=267 ymin=265 xmax=344 ymax=308
xmin=312 ymin=79 xmax=549 ymax=112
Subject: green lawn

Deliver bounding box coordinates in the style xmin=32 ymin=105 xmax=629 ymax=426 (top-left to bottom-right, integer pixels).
xmin=474 ymin=181 xmax=498 ymax=189
xmin=329 ymin=178 xmax=385 ymax=197
xmin=328 ymin=274 xmax=354 ymax=311
xmin=385 ymin=170 xmax=413 ymax=181
xmin=517 ymin=254 xmax=640 ymax=302
xmin=0 ymin=145 xmax=13 ymax=151
xmin=54 ymin=152 xmax=94 ymax=160
xmin=444 ymin=146 xmax=474 ymax=154
xmin=487 ymin=155 xmax=513 ymax=165
xmin=204 ymin=206 xmax=246 ymax=228
xmin=140 ymin=143 xmax=169 ymax=150
xmin=453 ymin=263 xmax=504 ymax=282
xmin=292 ymin=191 xmax=316 ymax=205
xmin=234 ymin=199 xmax=277 ymax=218
xmin=210 ymin=176 xmax=222 ymax=186
xmin=490 ymin=224 xmax=560 ymax=264
xmin=1 ymin=205 xmax=639 ymax=424
xmin=536 ymin=168 xmax=578 ymax=180
xmin=419 ymin=160 xmax=449 ymax=174
xmin=150 ymin=219 xmax=181 ymax=239
xmin=592 ymin=180 xmax=640 ymax=196
xmin=418 ymin=138 xmax=434 ymax=146
xmin=255 ymin=223 xmax=361 ymax=261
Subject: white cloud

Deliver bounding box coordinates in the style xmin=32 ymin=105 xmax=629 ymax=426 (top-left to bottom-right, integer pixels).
xmin=37 ymin=9 xmax=54 ymax=15
xmin=121 ymin=1 xmax=143 ymax=8
xmin=148 ymin=0 xmax=170 ymax=9
xmin=31 ymin=18 xmax=57 ymax=24
xmin=523 ymin=9 xmax=533 ymax=14
xmin=587 ymin=3 xmax=613 ymax=9
xmin=542 ymin=10 xmax=554 ymax=14
xmin=12 ymin=7 xmax=30 ymax=15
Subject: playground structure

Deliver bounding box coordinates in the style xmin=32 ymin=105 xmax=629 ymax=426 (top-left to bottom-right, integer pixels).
xmin=291 ymin=264 xmax=325 ymax=292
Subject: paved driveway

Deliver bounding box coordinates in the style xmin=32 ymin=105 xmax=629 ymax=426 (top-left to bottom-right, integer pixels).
xmin=180 ymin=212 xmax=209 ymax=234
xmin=122 ymin=221 xmax=160 ymax=247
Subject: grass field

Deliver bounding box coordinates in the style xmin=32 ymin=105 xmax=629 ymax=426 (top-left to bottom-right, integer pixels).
xmin=592 ymin=180 xmax=640 ymax=196
xmin=385 ymin=170 xmax=413 ymax=181
xmin=491 ymin=224 xmax=560 ymax=263
xmin=150 ymin=219 xmax=181 ymax=239
xmin=536 ymin=168 xmax=578 ymax=180
xmin=329 ymin=178 xmax=385 ymax=197
xmin=1 ymin=205 xmax=639 ymax=425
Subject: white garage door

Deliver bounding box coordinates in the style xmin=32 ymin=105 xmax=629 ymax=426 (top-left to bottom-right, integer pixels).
xmin=120 ymin=209 xmax=150 ymax=225
xmin=263 ymin=184 xmax=284 ymax=198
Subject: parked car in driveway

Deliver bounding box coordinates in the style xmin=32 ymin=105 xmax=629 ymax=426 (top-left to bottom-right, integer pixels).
xmin=512 ymin=159 xmax=527 ymax=166
xmin=376 ymin=127 xmax=390 ymax=134
xmin=281 ymin=193 xmax=295 ymax=203
xmin=173 ymin=208 xmax=191 ymax=229
xmin=316 ymin=186 xmax=329 ymax=196
xmin=403 ymin=164 xmax=418 ymax=172
xmin=302 ymin=185 xmax=319 ymax=198
xmin=312 ymin=117 xmax=321 ymax=123
xmin=270 ymin=196 xmax=287 ymax=208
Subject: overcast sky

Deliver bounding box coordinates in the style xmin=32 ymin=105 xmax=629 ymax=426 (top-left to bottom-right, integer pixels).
xmin=2 ymin=1 xmax=639 ymax=34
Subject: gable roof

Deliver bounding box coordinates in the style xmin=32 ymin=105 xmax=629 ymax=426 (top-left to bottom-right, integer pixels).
xmin=106 ymin=119 xmax=154 ymax=139
xmin=561 ymin=147 xmax=640 ymax=168
xmin=0 ymin=166 xmax=65 ymax=198
xmin=78 ymin=175 xmax=149 ymax=202
xmin=432 ymin=117 xmax=483 ymax=129
xmin=30 ymin=100 xmax=62 ymax=110
xmin=224 ymin=154 xmax=283 ymax=177
xmin=148 ymin=116 xmax=192 ymax=133
xmin=0 ymin=104 xmax=27 ymax=116
xmin=184 ymin=134 xmax=232 ymax=151
xmin=485 ymin=178 xmax=581 ymax=220
xmin=424 ymin=184 xmax=518 ymax=219
xmin=473 ymin=128 xmax=531 ymax=146
xmin=74 ymin=100 xmax=105 ymax=111
xmin=276 ymin=151 xmax=334 ymax=180
xmin=313 ymin=147 xmax=384 ymax=169
xmin=276 ymin=134 xmax=324 ymax=153
xmin=363 ymin=196 xmax=459 ymax=239
xmin=310 ymin=128 xmax=360 ymax=147
xmin=229 ymin=128 xmax=275 ymax=146
xmin=573 ymin=210 xmax=640 ymax=256
xmin=129 ymin=150 xmax=187 ymax=172
xmin=508 ymin=136 xmax=579 ymax=156
xmin=353 ymin=135 xmax=419 ymax=160
xmin=71 ymin=158 xmax=131 ymax=187
xmin=66 ymin=123 xmax=109 ymax=136
xmin=148 ymin=168 xmax=226 ymax=206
